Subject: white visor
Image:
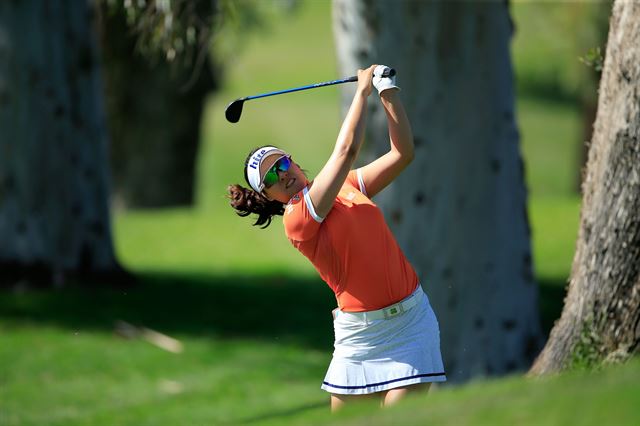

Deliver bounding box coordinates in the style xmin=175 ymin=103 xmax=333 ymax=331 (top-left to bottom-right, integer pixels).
xmin=246 ymin=146 xmax=288 ymax=193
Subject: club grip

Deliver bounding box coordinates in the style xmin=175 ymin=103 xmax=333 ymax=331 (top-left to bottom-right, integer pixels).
xmin=381 ymin=68 xmax=396 ymax=77
xmin=346 ymin=67 xmax=396 ymax=83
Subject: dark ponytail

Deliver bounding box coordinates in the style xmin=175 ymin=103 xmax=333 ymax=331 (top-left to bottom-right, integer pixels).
xmin=227 ymin=146 xmax=286 ymax=229
xmin=227 ymin=184 xmax=285 ymax=228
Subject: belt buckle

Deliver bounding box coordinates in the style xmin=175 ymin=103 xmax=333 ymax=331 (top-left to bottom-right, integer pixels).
xmin=383 ymin=302 xmax=404 ymax=319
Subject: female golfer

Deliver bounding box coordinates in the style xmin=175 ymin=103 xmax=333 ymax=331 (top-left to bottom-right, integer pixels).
xmin=228 ymin=65 xmax=446 ymax=410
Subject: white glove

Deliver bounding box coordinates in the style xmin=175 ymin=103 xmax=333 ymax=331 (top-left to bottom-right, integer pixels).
xmin=372 ymin=65 xmax=400 ymax=95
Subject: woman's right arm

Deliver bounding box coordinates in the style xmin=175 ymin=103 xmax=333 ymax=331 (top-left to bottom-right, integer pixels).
xmin=307 ymin=65 xmax=376 ymax=218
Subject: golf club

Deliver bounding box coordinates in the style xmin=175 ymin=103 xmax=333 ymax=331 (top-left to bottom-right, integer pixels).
xmin=225 ymin=68 xmax=396 ymax=123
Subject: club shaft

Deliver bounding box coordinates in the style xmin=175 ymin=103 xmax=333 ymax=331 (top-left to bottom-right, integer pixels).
xmin=245 ymin=76 xmax=358 ymax=102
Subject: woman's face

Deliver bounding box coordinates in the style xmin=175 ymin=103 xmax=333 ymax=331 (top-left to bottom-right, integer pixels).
xmin=260 ymin=153 xmax=307 ymax=203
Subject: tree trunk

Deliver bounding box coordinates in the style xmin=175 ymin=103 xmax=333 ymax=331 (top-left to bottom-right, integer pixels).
xmin=530 ymin=0 xmax=640 ymax=374
xmin=98 ymin=5 xmax=216 ymax=209
xmin=0 ymin=0 xmax=122 ymax=287
xmin=333 ymin=0 xmax=542 ymax=382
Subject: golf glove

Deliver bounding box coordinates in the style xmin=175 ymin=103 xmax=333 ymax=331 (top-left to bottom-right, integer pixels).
xmin=372 ymin=65 xmax=400 ymax=95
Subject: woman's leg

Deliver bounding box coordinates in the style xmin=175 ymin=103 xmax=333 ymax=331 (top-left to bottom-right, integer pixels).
xmin=330 ymin=393 xmax=379 ymax=412
xmin=382 ymin=383 xmax=431 ymax=407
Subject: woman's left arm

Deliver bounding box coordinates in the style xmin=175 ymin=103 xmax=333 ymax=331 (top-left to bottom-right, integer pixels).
xmin=358 ymin=89 xmax=415 ymax=198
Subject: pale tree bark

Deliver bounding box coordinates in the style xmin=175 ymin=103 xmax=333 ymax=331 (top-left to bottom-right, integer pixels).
xmin=333 ymin=0 xmax=542 ymax=381
xmin=530 ymin=0 xmax=640 ymax=374
xmin=0 ymin=1 xmax=122 ymax=287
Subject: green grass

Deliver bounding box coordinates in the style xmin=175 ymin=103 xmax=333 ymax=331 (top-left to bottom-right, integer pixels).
xmin=114 ymin=208 xmax=312 ymax=275
xmin=315 ymin=357 xmax=640 ymax=426
xmin=3 ymin=1 xmax=634 ymax=425
xmin=511 ymin=1 xmax=606 ymax=103
xmin=518 ymin=98 xmax=582 ymax=198
xmin=2 ymin=277 xmax=639 ymax=425
xmin=0 ymin=272 xmax=335 ymax=425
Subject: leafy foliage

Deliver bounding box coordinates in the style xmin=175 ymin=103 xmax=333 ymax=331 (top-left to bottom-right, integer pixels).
xmin=105 ymin=0 xmax=215 ymax=66
xmin=103 ymin=0 xmax=297 ymax=70
xmin=579 ymin=46 xmax=604 ymax=73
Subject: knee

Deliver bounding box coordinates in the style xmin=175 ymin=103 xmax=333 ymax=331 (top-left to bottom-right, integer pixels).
xmin=383 ymin=383 xmax=431 ymax=407
xmin=331 ymin=393 xmax=379 ymax=412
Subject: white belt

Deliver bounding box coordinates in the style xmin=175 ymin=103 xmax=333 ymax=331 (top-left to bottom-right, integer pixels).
xmin=333 ymin=287 xmax=422 ymax=321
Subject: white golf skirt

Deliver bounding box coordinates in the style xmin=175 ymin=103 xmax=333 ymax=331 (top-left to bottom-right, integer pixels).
xmin=321 ymin=285 xmax=446 ymax=395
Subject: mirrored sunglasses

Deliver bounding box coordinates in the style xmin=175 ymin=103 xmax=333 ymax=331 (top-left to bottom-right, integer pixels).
xmin=262 ymin=155 xmax=291 ymax=188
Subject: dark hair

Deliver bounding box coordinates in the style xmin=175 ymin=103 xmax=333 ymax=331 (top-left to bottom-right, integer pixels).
xmin=226 ymin=147 xmax=286 ymax=229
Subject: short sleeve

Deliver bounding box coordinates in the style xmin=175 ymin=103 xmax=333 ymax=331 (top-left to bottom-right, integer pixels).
xmin=283 ymin=187 xmax=323 ymax=241
xmin=346 ymin=169 xmax=367 ymax=196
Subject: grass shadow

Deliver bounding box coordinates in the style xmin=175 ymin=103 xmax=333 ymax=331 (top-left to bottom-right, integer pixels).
xmin=0 ymin=271 xmax=336 ymax=350
xmin=538 ymin=276 xmax=568 ymax=336
xmin=0 ymin=271 xmax=569 ymax=349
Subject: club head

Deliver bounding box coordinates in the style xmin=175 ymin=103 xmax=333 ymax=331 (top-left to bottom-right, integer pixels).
xmin=225 ymin=98 xmax=245 ymax=123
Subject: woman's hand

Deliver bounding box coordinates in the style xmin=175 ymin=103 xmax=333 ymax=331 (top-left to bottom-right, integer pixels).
xmin=356 ymin=65 xmax=377 ymax=97
xmin=373 ymin=65 xmax=400 ymax=95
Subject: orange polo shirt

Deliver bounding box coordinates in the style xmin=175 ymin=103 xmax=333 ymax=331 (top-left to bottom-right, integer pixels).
xmin=283 ymin=169 xmax=419 ymax=312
